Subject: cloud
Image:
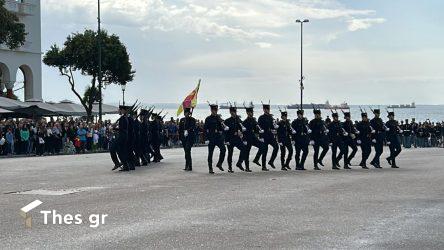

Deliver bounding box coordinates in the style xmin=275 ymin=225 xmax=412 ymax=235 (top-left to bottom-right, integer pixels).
xmin=42 ymin=0 xmax=384 ymax=42
xmin=347 ymin=18 xmax=386 ymax=31
xmin=255 ymin=42 xmax=272 ymax=48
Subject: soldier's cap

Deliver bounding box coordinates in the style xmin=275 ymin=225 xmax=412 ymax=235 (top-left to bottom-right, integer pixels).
xmin=387 ymin=111 xmax=395 ymax=117
xmin=297 ymin=109 xmax=304 ymax=115
xmin=184 ymin=107 xmax=192 ymax=113
xmin=262 ymin=104 xmax=271 ymax=109
xmin=119 ymin=105 xmax=129 ymax=110
xmin=361 ymin=112 xmax=368 ymax=117
xmin=344 ymin=112 xmax=351 ymax=117
xmin=313 ymin=109 xmax=321 ymax=115
xmin=373 ymin=109 xmax=381 ymax=114
xmin=209 ymin=104 xmax=218 ymax=110
xmin=245 ymin=107 xmax=254 ymax=113
xmin=332 ymin=112 xmax=339 ymax=118
xmin=229 ymin=107 xmax=237 ymax=112
xmin=139 ymin=109 xmax=149 ymax=116
xmin=280 ymin=111 xmax=288 ymax=116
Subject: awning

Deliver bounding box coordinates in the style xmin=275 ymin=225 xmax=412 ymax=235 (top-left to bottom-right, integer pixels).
xmin=0 ymin=96 xmax=30 ymax=110
xmin=13 ymin=105 xmax=59 ymax=117
xmin=0 ymin=107 xmax=13 ymax=114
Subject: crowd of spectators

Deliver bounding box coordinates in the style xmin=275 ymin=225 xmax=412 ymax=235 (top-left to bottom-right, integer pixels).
xmin=0 ymin=117 xmax=442 ymax=157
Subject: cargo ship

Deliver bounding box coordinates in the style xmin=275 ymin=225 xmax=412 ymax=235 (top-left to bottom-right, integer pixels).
xmin=387 ymin=102 xmax=416 ymax=109
xmin=220 ymin=102 xmax=254 ymax=109
xmin=287 ymin=101 xmax=350 ymax=110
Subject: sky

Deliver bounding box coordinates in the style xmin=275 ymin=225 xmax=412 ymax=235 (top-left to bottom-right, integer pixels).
xmin=32 ymin=0 xmax=444 ymax=105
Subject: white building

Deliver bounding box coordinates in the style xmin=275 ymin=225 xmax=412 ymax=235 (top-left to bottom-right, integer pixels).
xmin=0 ymin=0 xmax=42 ymax=101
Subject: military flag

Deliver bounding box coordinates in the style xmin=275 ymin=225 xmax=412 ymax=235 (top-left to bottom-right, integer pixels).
xmin=177 ymin=79 xmax=201 ymax=116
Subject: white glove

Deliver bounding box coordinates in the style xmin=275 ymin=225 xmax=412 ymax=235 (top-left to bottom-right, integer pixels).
xmin=243 ymin=141 xmax=248 ymax=145
xmin=325 ymin=129 xmax=330 ymax=133
xmin=291 ymin=129 xmax=296 ymax=135
xmin=309 ymin=140 xmax=315 ymax=145
xmin=371 ymin=130 xmax=376 ymax=134
xmin=344 ymin=132 xmax=349 ymax=136
xmin=279 ymin=143 xmax=283 ymax=146
xmin=385 ymin=128 xmax=390 ymax=131
xmin=259 ymin=138 xmax=265 ymax=143
xmin=184 ymin=130 xmax=188 ymax=137
xmin=357 ymin=140 xmax=361 ymax=145
xmin=274 ymin=124 xmax=279 ymax=129
xmin=399 ymin=130 xmax=404 ymax=133
xmin=272 ymin=130 xmax=277 ymax=134
xmin=242 ymin=127 xmax=246 ymax=132
xmin=308 ymin=129 xmax=312 ymax=134
xmin=387 ymin=141 xmax=391 ymax=145
xmin=226 ymin=142 xmax=230 ymax=145
xmin=356 ymin=131 xmax=360 ymax=134
xmin=224 ymin=126 xmax=230 ymax=131
xmin=372 ymin=139 xmax=377 ymax=143
xmin=291 ymin=141 xmax=295 ymax=145
xmin=329 ymin=143 xmax=333 ymax=146
xmin=259 ymin=130 xmax=264 ymax=134
xmin=205 ymin=140 xmax=209 ymax=144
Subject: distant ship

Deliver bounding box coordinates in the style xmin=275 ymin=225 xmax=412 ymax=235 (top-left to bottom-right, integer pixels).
xmin=287 ymin=101 xmax=350 ymax=110
xmin=387 ymin=102 xmax=416 ymax=109
xmin=220 ymin=102 xmax=254 ymax=109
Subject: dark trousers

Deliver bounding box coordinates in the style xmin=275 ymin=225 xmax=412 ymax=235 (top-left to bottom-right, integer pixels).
xmin=182 ymin=139 xmax=194 ymax=170
xmin=360 ymin=141 xmax=372 ymax=164
xmin=109 ymin=139 xmax=121 ymax=166
xmin=295 ymin=140 xmax=309 ymax=169
xmin=254 ymin=135 xmax=278 ymax=165
xmin=208 ymin=136 xmax=226 ymax=170
xmin=135 ymin=142 xmax=148 ymax=165
xmin=118 ymin=136 xmax=129 ymax=169
xmin=331 ymin=141 xmax=345 ymax=166
xmin=344 ymin=139 xmax=358 ymax=165
xmin=227 ymin=137 xmax=245 ymax=169
xmin=313 ymin=140 xmax=329 ymax=167
xmin=388 ymin=139 xmax=402 ymax=165
xmin=245 ymin=137 xmax=266 ymax=169
xmin=279 ymin=140 xmax=293 ymax=168
xmin=371 ymin=140 xmax=384 ymax=165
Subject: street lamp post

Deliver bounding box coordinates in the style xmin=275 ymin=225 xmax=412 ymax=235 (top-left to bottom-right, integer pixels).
xmin=296 ymin=19 xmax=309 ymax=111
xmin=121 ymin=84 xmax=126 ymax=106
xmin=97 ymin=0 xmax=103 ymax=122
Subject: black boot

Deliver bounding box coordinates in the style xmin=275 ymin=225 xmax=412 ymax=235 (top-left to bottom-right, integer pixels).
xmin=236 ymin=162 xmax=245 ymax=171
xmin=216 ymin=164 xmax=225 ymax=172
xmin=268 ymin=162 xmax=276 ymax=169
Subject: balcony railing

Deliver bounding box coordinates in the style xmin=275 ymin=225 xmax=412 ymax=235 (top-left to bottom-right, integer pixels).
xmin=4 ymin=0 xmax=34 ymax=16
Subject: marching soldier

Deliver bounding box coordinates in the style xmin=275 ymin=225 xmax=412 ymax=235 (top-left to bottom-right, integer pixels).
xmin=134 ymin=111 xmax=148 ymax=166
xmin=356 ymin=111 xmax=373 ymax=169
xmin=385 ymin=111 xmax=402 ymax=168
xmin=224 ymin=106 xmax=246 ymax=173
xmin=179 ymin=107 xmax=197 ymax=171
xmin=253 ymin=103 xmax=279 ymax=169
xmin=327 ymin=111 xmax=344 ymax=170
xmin=140 ymin=109 xmax=152 ymax=164
xmin=150 ymin=113 xmax=163 ymax=162
xmin=342 ymin=111 xmax=358 ymax=167
xmin=116 ymin=105 xmax=130 ymax=172
xmin=242 ymin=105 xmax=267 ymax=172
xmin=277 ymin=110 xmax=293 ymax=171
xmin=127 ymin=107 xmax=136 ymax=170
xmin=370 ymin=109 xmax=385 ymax=168
xmin=309 ymin=108 xmax=329 ymax=170
xmin=204 ymin=103 xmax=227 ymax=174
xmin=291 ymin=109 xmax=310 ymax=170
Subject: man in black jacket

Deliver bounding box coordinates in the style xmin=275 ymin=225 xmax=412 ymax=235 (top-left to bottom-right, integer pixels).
xmin=356 ymin=111 xmax=373 ymax=169
xmin=370 ymin=109 xmax=385 ymax=168
xmin=224 ymin=106 xmax=246 ymax=173
xmin=204 ymin=104 xmax=227 ymax=174
xmin=253 ymin=103 xmax=279 ymax=169
xmin=179 ymin=107 xmax=197 ymax=171
xmin=242 ymin=106 xmax=266 ymax=172
xmin=309 ymin=109 xmax=329 ymax=170
xmin=277 ymin=110 xmax=293 ymax=171
xmin=291 ymin=110 xmax=310 ymax=170
xmin=386 ymin=111 xmax=402 ymax=168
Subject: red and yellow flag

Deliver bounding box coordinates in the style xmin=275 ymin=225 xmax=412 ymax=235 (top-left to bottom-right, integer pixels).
xmin=177 ymin=80 xmax=201 ymax=116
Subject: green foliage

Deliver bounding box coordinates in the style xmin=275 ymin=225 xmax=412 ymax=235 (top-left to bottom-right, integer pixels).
xmin=43 ymin=29 xmax=135 ymax=121
xmin=0 ymin=0 xmax=27 ymax=49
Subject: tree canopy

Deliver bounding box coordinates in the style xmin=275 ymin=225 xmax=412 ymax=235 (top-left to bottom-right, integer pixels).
xmin=43 ymin=29 xmax=135 ymax=121
xmin=0 ymin=0 xmax=27 ymax=49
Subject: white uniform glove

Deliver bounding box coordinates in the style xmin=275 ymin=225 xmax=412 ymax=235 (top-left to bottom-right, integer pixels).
xmin=184 ymin=130 xmax=188 ymax=137
xmin=243 ymin=141 xmax=248 ymax=145
xmin=387 ymin=141 xmax=391 ymax=145
xmin=371 ymin=130 xmax=376 ymax=134
xmin=356 ymin=131 xmax=360 ymax=134
xmin=386 ymin=127 xmax=390 ymax=131
xmin=308 ymin=129 xmax=312 ymax=134
xmin=274 ymin=124 xmax=279 ymax=129
xmin=344 ymin=132 xmax=349 ymax=136
xmin=259 ymin=138 xmax=264 ymax=143
xmin=309 ymin=140 xmax=315 ymax=145
xmin=399 ymin=129 xmax=404 ymax=133
xmin=279 ymin=143 xmax=283 ymax=146
xmin=205 ymin=140 xmax=209 ymax=144
xmin=357 ymin=140 xmax=361 ymax=144
xmin=325 ymin=129 xmax=330 ymax=133
xmin=329 ymin=143 xmax=333 ymax=146
xmin=224 ymin=126 xmax=230 ymax=131
xmin=259 ymin=130 xmax=264 ymax=134
xmin=372 ymin=139 xmax=377 ymax=143
xmin=226 ymin=142 xmax=230 ymax=145
xmin=291 ymin=141 xmax=295 ymax=145
xmin=242 ymin=127 xmax=246 ymax=132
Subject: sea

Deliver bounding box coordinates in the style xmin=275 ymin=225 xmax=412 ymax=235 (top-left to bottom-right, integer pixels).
xmin=103 ymin=104 xmax=444 ymax=123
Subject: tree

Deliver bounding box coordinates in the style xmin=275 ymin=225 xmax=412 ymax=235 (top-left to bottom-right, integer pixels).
xmin=0 ymin=0 xmax=27 ymax=49
xmin=43 ymin=30 xmax=135 ymax=121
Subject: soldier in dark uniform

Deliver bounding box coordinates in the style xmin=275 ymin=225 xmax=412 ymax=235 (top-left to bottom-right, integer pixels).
xmin=127 ymin=109 xmax=137 ymax=170
xmin=277 ymin=110 xmax=293 ymax=171
xmin=309 ymin=109 xmax=329 ymax=170
xmin=291 ymin=109 xmax=310 ymax=170
xmin=327 ymin=111 xmax=344 ymax=170
xmin=356 ymin=111 xmax=373 ymax=169
xmin=204 ymin=104 xmax=227 ymax=174
xmin=110 ymin=119 xmax=122 ymax=171
xmin=370 ymin=109 xmax=385 ymax=168
xmin=224 ymin=106 xmax=246 ymax=173
xmin=116 ymin=105 xmax=130 ymax=171
xmin=342 ymin=111 xmax=358 ymax=167
xmin=133 ymin=111 xmax=148 ymax=166
xmin=242 ymin=106 xmax=266 ymax=172
xmin=385 ymin=111 xmax=402 ymax=168
xmin=140 ymin=109 xmax=151 ymax=164
xmin=253 ymin=104 xmax=279 ymax=169
xmin=179 ymin=107 xmax=197 ymax=171
xmin=150 ymin=113 xmax=162 ymax=162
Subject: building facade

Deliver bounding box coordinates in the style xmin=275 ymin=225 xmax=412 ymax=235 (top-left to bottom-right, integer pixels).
xmin=0 ymin=0 xmax=42 ymax=101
